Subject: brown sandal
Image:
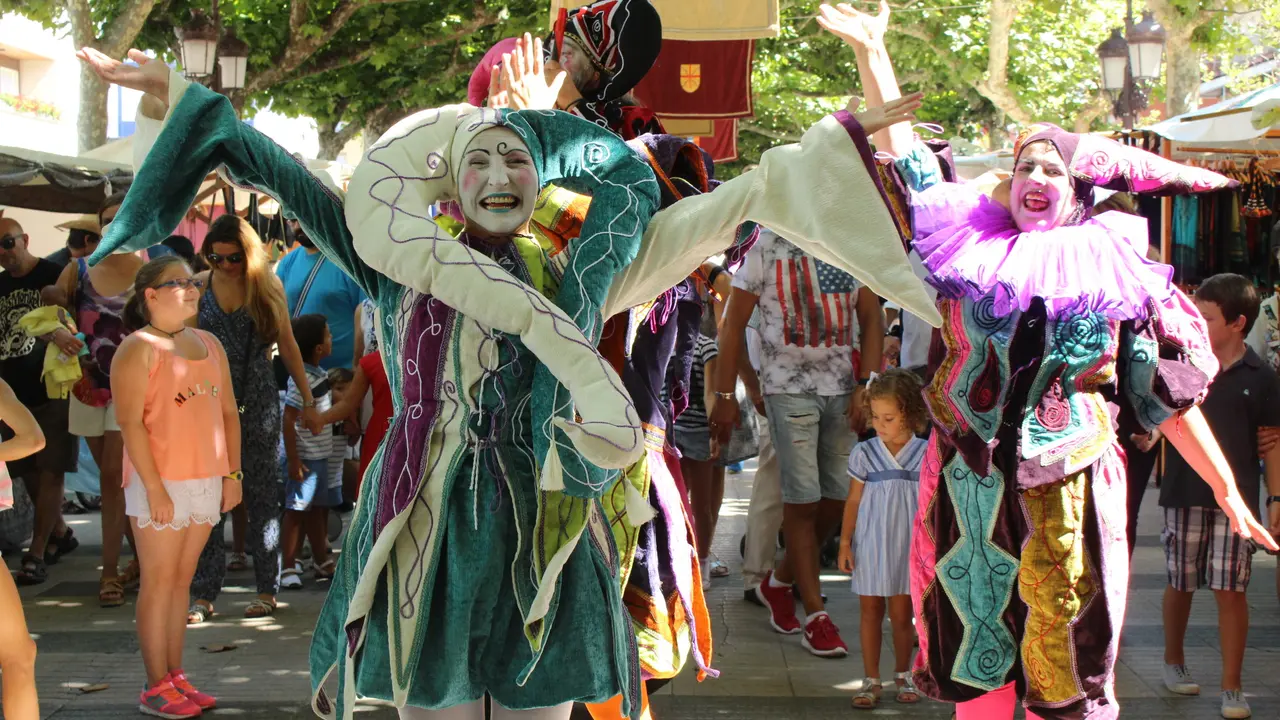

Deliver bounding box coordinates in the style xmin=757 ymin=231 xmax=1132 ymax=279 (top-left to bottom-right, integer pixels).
xmin=99 ymin=578 xmax=125 ymax=608
xmin=244 ymin=598 xmax=277 ymax=619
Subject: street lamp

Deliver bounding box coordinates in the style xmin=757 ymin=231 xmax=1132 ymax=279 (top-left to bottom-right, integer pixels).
xmin=1098 ymin=29 xmax=1129 ymax=95
xmin=1127 ymin=12 xmax=1166 ymax=82
xmin=217 ymin=30 xmax=249 ymax=90
xmin=1096 ymin=4 xmax=1166 ymax=130
xmin=176 ymin=10 xmax=218 ymax=79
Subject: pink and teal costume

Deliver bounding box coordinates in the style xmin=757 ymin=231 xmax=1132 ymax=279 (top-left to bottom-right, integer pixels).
xmin=899 ymin=126 xmax=1235 ymax=720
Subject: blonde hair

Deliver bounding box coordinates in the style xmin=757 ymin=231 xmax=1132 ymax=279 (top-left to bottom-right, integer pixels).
xmin=201 ymin=215 xmax=286 ymax=345
xmin=864 ymin=369 xmax=928 ymax=434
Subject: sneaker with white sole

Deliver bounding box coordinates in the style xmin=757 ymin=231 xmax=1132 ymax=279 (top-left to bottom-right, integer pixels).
xmin=280 ymin=567 xmax=303 ymax=590
xmin=801 ymin=612 xmax=848 ymax=658
xmin=1220 ymin=689 xmax=1251 ymax=719
xmin=1162 ymin=664 xmax=1200 ymax=696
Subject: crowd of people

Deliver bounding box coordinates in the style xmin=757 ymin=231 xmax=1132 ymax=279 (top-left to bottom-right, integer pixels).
xmin=0 ymin=2 xmax=1277 ymax=720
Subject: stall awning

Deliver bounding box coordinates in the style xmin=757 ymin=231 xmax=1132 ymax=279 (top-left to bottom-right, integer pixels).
xmin=0 ymin=146 xmax=133 ymax=214
xmin=1145 ymin=81 xmax=1280 ymax=143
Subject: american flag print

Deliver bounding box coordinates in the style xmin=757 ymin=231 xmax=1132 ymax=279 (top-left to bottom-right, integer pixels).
xmin=774 ymin=257 xmax=858 ymax=348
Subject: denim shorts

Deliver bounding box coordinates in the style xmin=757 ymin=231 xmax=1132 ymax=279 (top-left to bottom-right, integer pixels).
xmin=285 ymin=458 xmax=342 ymax=511
xmin=763 ymin=393 xmax=856 ymax=504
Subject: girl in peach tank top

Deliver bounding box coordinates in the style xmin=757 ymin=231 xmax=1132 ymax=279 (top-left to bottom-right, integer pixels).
xmin=110 ymin=256 xmax=242 ymax=717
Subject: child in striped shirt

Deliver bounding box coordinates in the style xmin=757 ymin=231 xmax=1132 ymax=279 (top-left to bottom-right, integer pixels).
xmin=838 ymin=369 xmax=928 ymax=710
xmin=281 ymin=314 xmax=338 ymax=589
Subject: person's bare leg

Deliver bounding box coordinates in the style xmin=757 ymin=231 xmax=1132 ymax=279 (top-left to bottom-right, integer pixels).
xmin=708 ymin=465 xmax=726 ymax=549
xmin=85 ymin=436 xmax=118 ymax=580
xmin=306 ymin=508 xmax=330 ymax=567
xmin=888 ymin=595 xmax=916 ymax=674
xmin=168 ymin=522 xmax=214 ymax=674
xmin=134 ymin=521 xmax=185 ymax=686
xmin=31 ymin=470 xmax=66 ymax=558
xmin=98 ymin=433 xmax=128 ymax=580
xmin=281 ymin=511 xmax=304 ymax=573
xmin=0 ymin=566 xmax=39 ymax=719
xmin=1162 ymin=586 xmax=1195 ymax=666
xmin=782 ymin=502 xmax=822 ymax=614
xmin=1214 ymin=590 xmax=1248 ymax=690
xmin=231 ymin=504 xmax=247 ymax=556
xmin=859 ymin=595 xmax=886 ymax=679
xmin=683 ymin=459 xmax=715 ymax=562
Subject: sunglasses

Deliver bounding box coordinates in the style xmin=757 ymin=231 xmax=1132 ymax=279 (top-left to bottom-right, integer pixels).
xmin=0 ymin=235 xmax=21 ymax=250
xmin=206 ymin=252 xmax=245 ymax=266
xmin=154 ymin=278 xmax=205 ymax=291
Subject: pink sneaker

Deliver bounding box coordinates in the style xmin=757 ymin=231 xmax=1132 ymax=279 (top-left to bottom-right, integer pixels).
xmin=167 ymin=670 xmax=217 ymax=711
xmin=754 ymin=571 xmax=801 ymax=634
xmin=139 ymin=680 xmax=202 ymax=718
xmin=802 ymin=612 xmax=849 ymax=658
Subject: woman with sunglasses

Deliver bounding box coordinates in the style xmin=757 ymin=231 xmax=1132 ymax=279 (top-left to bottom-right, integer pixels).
xmin=185 ymin=214 xmax=320 ymax=622
xmin=44 ymin=191 xmax=144 ymax=608
xmin=113 ymin=256 xmax=241 ymax=718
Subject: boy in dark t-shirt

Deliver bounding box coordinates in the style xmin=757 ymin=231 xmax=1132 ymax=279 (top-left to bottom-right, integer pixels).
xmin=0 ymin=217 xmax=80 ymax=585
xmin=1159 ymin=274 xmax=1280 ymax=719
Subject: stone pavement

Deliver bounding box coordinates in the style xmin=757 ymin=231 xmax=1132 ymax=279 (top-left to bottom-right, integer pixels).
xmin=8 ymin=463 xmax=1279 ymax=719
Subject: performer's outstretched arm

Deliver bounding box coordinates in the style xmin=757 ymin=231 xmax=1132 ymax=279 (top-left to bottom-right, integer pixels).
xmin=605 ymin=95 xmax=940 ymax=329
xmin=79 ymin=48 xmax=380 ymax=296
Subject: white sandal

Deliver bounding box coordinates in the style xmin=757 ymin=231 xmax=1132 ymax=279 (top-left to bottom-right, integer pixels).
xmin=851 ymin=677 xmax=881 ymax=709
xmin=895 ymin=671 xmax=921 ymax=703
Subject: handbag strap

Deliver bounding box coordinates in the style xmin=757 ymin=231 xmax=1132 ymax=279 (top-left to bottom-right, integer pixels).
xmin=292 ymin=253 xmax=327 ymax=319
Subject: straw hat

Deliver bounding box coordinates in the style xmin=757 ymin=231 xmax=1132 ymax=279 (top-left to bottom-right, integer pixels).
xmin=55 ymin=215 xmax=101 ymax=234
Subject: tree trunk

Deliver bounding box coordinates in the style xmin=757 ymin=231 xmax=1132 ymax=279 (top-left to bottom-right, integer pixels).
xmin=1162 ymin=29 xmax=1202 ymax=119
xmin=78 ymin=65 xmax=109 ymax=153
xmin=364 ymin=108 xmax=411 ymax=150
xmin=320 ymin=121 xmax=355 ymax=158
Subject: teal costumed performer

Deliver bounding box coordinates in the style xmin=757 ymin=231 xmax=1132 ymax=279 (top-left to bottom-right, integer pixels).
xmin=82 ymin=49 xmax=940 ymax=720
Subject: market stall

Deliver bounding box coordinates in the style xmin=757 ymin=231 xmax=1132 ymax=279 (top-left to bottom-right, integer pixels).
xmin=1143 ymin=81 xmax=1280 ymax=284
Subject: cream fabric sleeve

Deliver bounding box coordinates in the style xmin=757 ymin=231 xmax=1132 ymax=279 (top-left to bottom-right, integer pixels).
xmin=604 ymin=111 xmax=943 ymax=328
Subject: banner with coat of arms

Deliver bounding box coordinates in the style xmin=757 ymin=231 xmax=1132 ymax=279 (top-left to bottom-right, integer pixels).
xmin=634 ymin=40 xmax=753 ymax=118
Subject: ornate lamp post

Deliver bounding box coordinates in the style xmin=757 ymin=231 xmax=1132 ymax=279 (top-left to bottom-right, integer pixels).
xmin=176 ymin=1 xmax=249 ymax=92
xmin=1097 ymin=5 xmax=1167 ymax=131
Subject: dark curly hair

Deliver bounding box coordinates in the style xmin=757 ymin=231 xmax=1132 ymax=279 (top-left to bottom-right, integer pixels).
xmin=864 ymin=368 xmax=928 ymax=434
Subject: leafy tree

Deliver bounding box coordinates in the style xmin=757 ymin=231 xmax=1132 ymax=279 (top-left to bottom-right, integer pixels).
xmin=722 ymin=0 xmax=1127 ymax=176
xmin=0 ymin=0 xmax=161 ymax=152
xmin=1 ymin=0 xmax=536 ymax=153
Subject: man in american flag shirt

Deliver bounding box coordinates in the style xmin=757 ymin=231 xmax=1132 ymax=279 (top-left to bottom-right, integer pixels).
xmin=710 ymin=227 xmax=884 ymax=659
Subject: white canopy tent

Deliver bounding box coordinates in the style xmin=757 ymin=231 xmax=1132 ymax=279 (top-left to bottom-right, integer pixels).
xmin=1146 ymin=80 xmax=1280 ymax=158
xmin=1142 ymin=80 xmax=1280 ymax=264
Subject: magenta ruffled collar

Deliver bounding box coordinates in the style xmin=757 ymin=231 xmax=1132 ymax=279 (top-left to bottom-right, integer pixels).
xmin=911 ymin=182 xmax=1176 ymax=321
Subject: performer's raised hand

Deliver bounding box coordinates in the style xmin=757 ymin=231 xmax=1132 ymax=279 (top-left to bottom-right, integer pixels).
xmin=847 ymin=92 xmax=923 ymax=136
xmin=499 ymin=33 xmax=567 ymax=111
xmin=818 ymin=1 xmax=891 ymax=51
xmin=77 ymin=47 xmax=168 ymax=99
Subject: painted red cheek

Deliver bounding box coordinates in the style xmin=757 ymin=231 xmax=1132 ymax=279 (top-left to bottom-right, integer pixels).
xmin=460 ymin=171 xmax=480 ymax=194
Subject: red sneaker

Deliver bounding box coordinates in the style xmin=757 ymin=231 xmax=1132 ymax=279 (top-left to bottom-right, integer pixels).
xmin=802 ymin=612 xmax=849 ymax=658
xmin=139 ymin=680 xmax=202 ymax=718
xmin=754 ymin=571 xmax=801 ymax=635
xmin=167 ymin=670 xmax=217 ymax=711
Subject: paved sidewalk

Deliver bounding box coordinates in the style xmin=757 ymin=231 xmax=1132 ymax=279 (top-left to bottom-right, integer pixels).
xmin=8 ymin=463 xmax=1279 ymax=719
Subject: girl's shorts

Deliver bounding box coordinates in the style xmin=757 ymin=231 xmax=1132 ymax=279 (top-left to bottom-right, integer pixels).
xmin=125 ymin=473 xmax=222 ymax=530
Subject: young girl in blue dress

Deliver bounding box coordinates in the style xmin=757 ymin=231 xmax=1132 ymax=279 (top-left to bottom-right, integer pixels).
xmin=838 ymin=369 xmax=928 ymax=710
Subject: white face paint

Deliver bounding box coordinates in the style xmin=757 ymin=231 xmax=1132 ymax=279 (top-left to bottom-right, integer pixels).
xmin=458 ymin=127 xmax=539 ymax=238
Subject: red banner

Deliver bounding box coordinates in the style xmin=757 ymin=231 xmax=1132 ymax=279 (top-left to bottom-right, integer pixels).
xmin=696 ymin=118 xmax=739 ymax=163
xmin=634 ymin=40 xmax=753 ymax=118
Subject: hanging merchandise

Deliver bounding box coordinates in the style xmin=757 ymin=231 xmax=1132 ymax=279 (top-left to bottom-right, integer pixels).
xmin=1241 ymin=157 xmax=1275 ymax=218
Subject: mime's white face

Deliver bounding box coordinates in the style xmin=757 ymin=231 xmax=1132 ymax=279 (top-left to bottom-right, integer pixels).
xmin=458 ymin=127 xmax=539 ymax=238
